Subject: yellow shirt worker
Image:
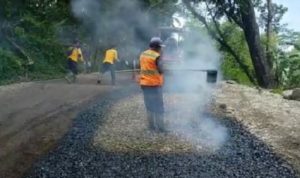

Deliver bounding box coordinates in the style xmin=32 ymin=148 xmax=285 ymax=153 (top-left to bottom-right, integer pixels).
xmin=103 ymin=48 xmax=118 ymax=64
xmin=98 ymin=46 xmax=119 ymax=85
xmin=68 ymin=47 xmax=83 ymax=63
xmin=65 ymin=41 xmax=84 ymax=83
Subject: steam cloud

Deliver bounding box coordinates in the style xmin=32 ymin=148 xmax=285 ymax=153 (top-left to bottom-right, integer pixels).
xmin=164 ymin=30 xmax=227 ymax=151
xmin=70 ymin=0 xmax=156 ymax=61
xmin=70 ymin=0 xmax=227 ymax=151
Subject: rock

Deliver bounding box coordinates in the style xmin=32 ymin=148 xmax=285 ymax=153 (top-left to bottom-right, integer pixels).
xmin=219 ymin=103 xmax=227 ymax=110
xmin=283 ymin=90 xmax=293 ymax=99
xmin=225 ymin=107 xmax=235 ymax=114
xmin=255 ymin=86 xmax=263 ymax=94
xmin=283 ymin=88 xmax=300 ymax=101
xmin=290 ymin=88 xmax=300 ymax=101
xmin=160 ymin=146 xmax=171 ymax=152
xmin=226 ymin=80 xmax=237 ymax=84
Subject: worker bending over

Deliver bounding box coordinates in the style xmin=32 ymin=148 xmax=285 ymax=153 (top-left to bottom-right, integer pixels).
xmin=65 ymin=40 xmax=84 ymax=83
xmin=98 ymin=45 xmax=118 ymax=85
xmin=139 ymin=37 xmax=165 ymax=132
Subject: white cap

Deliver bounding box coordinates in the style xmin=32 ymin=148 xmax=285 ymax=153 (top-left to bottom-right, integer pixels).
xmin=150 ymin=37 xmax=165 ymax=47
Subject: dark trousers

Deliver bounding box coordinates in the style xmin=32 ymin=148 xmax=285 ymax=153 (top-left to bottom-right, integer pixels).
xmin=141 ymin=86 xmax=165 ymax=131
xmin=101 ymin=62 xmax=115 ymax=84
xmin=141 ymin=86 xmax=164 ymax=114
xmin=67 ymin=59 xmax=78 ymax=75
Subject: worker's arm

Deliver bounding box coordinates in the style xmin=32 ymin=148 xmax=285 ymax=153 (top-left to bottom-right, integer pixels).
xmin=78 ymin=48 xmax=84 ymax=61
xmin=156 ymin=56 xmax=163 ymax=74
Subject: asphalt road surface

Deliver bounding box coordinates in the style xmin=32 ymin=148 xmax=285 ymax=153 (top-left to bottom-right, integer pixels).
xmin=23 ymin=84 xmax=297 ymax=178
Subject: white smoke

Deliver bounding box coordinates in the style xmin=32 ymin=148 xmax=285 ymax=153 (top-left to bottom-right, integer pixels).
xmin=71 ymin=0 xmax=103 ymax=44
xmin=70 ymin=0 xmax=227 ymax=152
xmin=164 ymin=29 xmax=227 ymax=151
xmin=70 ymin=0 xmax=155 ymax=58
xmin=71 ymin=0 xmax=101 ymax=20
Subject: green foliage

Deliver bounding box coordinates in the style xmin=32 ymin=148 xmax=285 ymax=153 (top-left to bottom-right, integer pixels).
xmin=258 ymin=1 xmax=288 ymax=33
xmin=0 ymin=48 xmax=23 ymax=83
xmin=2 ymin=0 xmax=295 ymax=88
xmin=0 ymin=0 xmax=178 ymax=84
xmin=276 ymin=51 xmax=300 ymax=88
xmin=220 ymin=23 xmax=254 ymax=85
xmin=0 ymin=10 xmax=67 ymax=83
xmin=264 ymin=30 xmax=300 ymax=88
xmin=271 ymin=87 xmax=284 ymax=94
xmin=221 ymin=57 xmax=253 ymax=85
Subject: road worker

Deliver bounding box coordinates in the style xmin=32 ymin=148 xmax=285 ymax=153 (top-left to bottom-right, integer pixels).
xmin=65 ymin=40 xmax=84 ymax=83
xmin=139 ymin=37 xmax=165 ymax=132
xmin=97 ymin=45 xmax=119 ymax=85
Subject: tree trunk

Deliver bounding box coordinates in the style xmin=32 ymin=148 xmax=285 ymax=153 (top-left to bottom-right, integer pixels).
xmin=266 ymin=0 xmax=273 ymax=68
xmin=266 ymin=0 xmax=279 ymax=86
xmin=240 ymin=1 xmax=275 ymax=88
xmin=182 ymin=0 xmax=256 ymax=84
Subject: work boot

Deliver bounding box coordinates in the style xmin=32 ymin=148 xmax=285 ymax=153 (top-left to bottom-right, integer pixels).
xmin=64 ymin=76 xmax=72 ymax=83
xmin=155 ymin=113 xmax=166 ymax=133
xmin=65 ymin=72 xmax=73 ymax=83
xmin=98 ymin=73 xmax=103 ymax=84
xmin=147 ymin=111 xmax=156 ymax=131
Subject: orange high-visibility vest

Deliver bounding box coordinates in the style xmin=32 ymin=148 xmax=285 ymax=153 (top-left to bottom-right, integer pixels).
xmin=139 ymin=49 xmax=163 ymax=86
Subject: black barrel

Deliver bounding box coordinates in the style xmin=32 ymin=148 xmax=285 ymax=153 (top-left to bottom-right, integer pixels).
xmin=206 ymin=70 xmax=218 ymax=83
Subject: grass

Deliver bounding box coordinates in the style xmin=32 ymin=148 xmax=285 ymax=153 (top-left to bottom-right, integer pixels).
xmin=271 ymin=87 xmax=284 ymax=95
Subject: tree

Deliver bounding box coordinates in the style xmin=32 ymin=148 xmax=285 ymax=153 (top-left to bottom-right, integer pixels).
xmin=275 ymin=31 xmax=300 ymax=88
xmin=258 ymin=0 xmax=287 ymax=85
xmin=183 ymin=0 xmax=276 ymax=88
xmin=266 ymin=0 xmax=273 ymax=69
xmin=220 ymin=23 xmax=255 ymax=85
xmin=182 ymin=1 xmax=256 ymax=84
xmin=0 ymin=0 xmax=178 ymax=83
xmin=258 ymin=0 xmax=287 ymax=33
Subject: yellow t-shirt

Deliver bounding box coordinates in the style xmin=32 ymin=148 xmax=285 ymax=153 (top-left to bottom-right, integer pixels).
xmin=103 ymin=49 xmax=118 ymax=64
xmin=68 ymin=47 xmax=83 ymax=62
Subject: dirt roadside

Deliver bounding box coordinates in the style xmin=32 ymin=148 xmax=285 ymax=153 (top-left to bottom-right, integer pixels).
xmin=211 ymin=82 xmax=300 ymax=175
xmin=0 ymin=73 xmax=133 ymax=178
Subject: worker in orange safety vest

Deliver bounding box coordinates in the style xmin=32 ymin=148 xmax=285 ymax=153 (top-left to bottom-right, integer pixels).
xmin=139 ymin=37 xmax=165 ymax=132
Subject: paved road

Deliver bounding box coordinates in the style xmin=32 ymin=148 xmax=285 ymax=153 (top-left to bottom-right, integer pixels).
xmin=0 ymin=73 xmax=133 ymax=178
xmin=23 ymin=85 xmax=297 ymax=178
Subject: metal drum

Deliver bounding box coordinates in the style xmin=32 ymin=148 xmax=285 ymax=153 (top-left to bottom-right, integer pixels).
xmin=206 ymin=70 xmax=218 ymax=83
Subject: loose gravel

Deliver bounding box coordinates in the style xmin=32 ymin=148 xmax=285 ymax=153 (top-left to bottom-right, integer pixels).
xmin=24 ymin=85 xmax=298 ymax=178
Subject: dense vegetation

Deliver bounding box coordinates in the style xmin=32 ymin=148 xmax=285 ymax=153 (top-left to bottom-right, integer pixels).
xmin=0 ymin=0 xmax=177 ymax=84
xmin=0 ymin=0 xmax=299 ymax=88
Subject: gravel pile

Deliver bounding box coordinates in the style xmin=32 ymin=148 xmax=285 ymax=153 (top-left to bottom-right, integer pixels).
xmin=93 ymin=93 xmax=227 ymax=154
xmin=24 ymin=86 xmax=297 ymax=178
